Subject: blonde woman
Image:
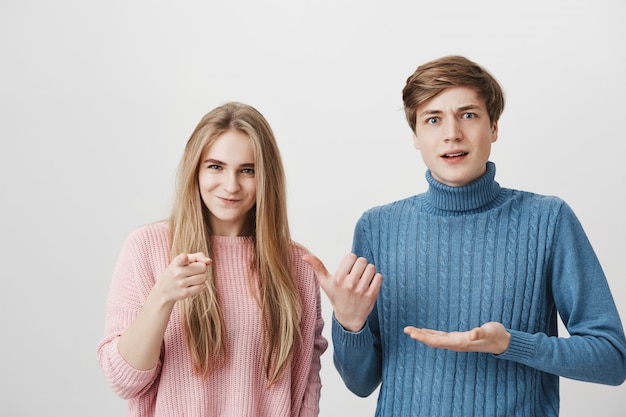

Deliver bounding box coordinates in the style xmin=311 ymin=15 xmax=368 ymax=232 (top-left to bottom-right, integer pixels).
xmin=97 ymin=102 xmax=328 ymax=417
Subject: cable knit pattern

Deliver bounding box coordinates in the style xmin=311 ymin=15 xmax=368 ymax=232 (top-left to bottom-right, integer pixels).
xmin=332 ymin=162 xmax=626 ymax=416
xmin=97 ymin=222 xmax=328 ymax=417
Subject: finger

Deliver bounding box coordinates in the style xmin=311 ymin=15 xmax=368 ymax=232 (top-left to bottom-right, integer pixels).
xmin=366 ymin=272 xmax=383 ymax=296
xmin=404 ymin=327 xmax=447 ymax=337
xmin=183 ymin=273 xmax=209 ymax=288
xmin=405 ymin=329 xmax=457 ymax=350
xmin=336 ymin=253 xmax=359 ymax=278
xmin=302 ymin=254 xmax=331 ymax=280
xmin=404 ymin=326 xmax=418 ymax=335
xmin=179 ymin=277 xmax=208 ymax=298
xmin=173 ymin=253 xmax=190 ymax=267
xmin=404 ymin=326 xmax=428 ymax=339
xmin=352 ymin=263 xmax=379 ymax=293
xmin=404 ymin=327 xmax=433 ymax=343
xmin=185 ymin=260 xmax=209 ymax=277
xmin=187 ymin=252 xmax=212 ymax=265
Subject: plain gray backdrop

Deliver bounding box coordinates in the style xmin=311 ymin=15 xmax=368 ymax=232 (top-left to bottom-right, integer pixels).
xmin=1 ymin=0 xmax=625 ymax=416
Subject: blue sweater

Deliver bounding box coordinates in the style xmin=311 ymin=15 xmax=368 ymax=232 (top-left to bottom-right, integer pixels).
xmin=332 ymin=162 xmax=626 ymax=416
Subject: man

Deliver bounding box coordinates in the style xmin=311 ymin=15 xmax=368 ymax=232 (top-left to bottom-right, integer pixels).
xmin=304 ymin=55 xmax=626 ymax=416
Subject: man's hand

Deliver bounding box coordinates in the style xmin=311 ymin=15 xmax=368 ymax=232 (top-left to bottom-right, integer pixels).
xmin=404 ymin=322 xmax=511 ymax=354
xmin=303 ymin=253 xmax=382 ymax=332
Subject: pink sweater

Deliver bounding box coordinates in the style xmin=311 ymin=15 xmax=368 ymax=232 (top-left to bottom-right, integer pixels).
xmin=97 ymin=222 xmax=328 ymax=417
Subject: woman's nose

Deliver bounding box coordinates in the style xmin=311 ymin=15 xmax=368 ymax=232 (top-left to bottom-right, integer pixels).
xmin=223 ymin=172 xmax=240 ymax=193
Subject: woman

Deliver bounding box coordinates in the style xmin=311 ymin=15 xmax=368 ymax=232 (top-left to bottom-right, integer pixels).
xmin=97 ymin=102 xmax=328 ymax=417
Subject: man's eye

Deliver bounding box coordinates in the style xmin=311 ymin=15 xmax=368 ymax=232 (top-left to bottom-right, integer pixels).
xmin=427 ymin=117 xmax=439 ymax=125
xmin=462 ymin=113 xmax=475 ymax=119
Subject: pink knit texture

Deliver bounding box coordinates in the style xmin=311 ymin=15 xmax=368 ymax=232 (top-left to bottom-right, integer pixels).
xmin=97 ymin=222 xmax=328 ymax=417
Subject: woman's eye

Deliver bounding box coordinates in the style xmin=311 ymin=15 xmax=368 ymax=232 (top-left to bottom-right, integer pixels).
xmin=207 ymin=164 xmax=221 ymax=170
xmin=242 ymin=168 xmax=255 ymax=175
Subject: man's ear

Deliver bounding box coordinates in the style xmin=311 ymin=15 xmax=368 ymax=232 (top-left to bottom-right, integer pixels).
xmin=491 ymin=121 xmax=499 ymax=143
xmin=412 ymin=132 xmax=421 ymax=150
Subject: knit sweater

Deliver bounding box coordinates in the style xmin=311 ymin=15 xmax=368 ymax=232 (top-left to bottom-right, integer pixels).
xmin=332 ymin=162 xmax=626 ymax=416
xmin=97 ymin=222 xmax=328 ymax=417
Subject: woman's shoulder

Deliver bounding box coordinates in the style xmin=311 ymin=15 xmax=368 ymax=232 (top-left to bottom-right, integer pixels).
xmin=289 ymin=240 xmax=310 ymax=256
xmin=112 ymin=221 xmax=171 ymax=281
xmin=122 ymin=220 xmax=170 ymax=252
xmin=288 ymin=241 xmax=320 ymax=299
xmin=289 ymin=240 xmax=315 ymax=274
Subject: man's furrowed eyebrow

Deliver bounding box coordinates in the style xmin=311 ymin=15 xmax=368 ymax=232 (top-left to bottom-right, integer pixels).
xmin=458 ymin=104 xmax=482 ymax=112
xmin=417 ymin=109 xmax=442 ymax=118
xmin=418 ymin=103 xmax=483 ymax=118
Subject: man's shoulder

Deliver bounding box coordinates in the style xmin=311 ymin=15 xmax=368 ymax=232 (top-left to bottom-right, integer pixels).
xmin=361 ymin=195 xmax=421 ymax=215
xmin=507 ymin=188 xmax=567 ymax=209
xmin=356 ymin=195 xmax=423 ymax=227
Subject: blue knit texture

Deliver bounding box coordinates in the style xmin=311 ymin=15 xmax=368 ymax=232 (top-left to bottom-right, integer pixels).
xmin=332 ymin=162 xmax=626 ymax=416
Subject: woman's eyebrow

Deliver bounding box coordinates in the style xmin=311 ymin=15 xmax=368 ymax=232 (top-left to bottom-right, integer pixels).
xmin=203 ymin=159 xmax=255 ymax=168
xmin=203 ymin=158 xmax=225 ymax=165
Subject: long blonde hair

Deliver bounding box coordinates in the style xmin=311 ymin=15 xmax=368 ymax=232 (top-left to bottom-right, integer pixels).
xmin=169 ymin=102 xmax=302 ymax=383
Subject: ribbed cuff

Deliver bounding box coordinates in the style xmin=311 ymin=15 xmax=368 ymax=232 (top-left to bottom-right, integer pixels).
xmin=331 ymin=313 xmax=373 ymax=348
xmin=106 ymin=339 xmax=160 ymax=394
xmin=496 ymin=329 xmax=536 ymax=362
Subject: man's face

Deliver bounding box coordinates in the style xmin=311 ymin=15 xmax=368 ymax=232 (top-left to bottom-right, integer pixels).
xmin=413 ymin=86 xmax=498 ymax=187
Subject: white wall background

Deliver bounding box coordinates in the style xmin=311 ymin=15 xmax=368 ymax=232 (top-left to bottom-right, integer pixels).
xmin=1 ymin=0 xmax=625 ymax=416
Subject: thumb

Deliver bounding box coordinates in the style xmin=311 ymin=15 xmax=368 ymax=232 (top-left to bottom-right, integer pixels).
xmin=468 ymin=326 xmax=484 ymax=342
xmin=174 ymin=253 xmax=190 ymax=267
xmin=302 ymin=254 xmax=330 ymax=280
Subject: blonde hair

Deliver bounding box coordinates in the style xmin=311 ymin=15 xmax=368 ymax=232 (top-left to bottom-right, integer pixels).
xmin=169 ymin=102 xmax=302 ymax=383
xmin=402 ymin=55 xmax=505 ymax=132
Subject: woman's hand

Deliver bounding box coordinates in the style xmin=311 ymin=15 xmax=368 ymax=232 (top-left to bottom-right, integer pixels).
xmin=154 ymin=252 xmax=212 ymax=304
xmin=117 ymin=252 xmax=211 ymax=370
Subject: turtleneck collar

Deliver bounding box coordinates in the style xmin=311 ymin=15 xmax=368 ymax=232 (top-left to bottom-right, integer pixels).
xmin=423 ymin=161 xmax=504 ymax=214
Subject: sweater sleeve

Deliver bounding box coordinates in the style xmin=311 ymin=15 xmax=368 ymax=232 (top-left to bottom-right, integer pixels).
xmin=498 ymin=202 xmax=626 ymax=385
xmin=332 ymin=308 xmax=383 ymax=397
xmin=96 ymin=226 xmax=165 ymax=399
xmin=288 ymin=244 xmax=329 ymax=417
xmin=330 ymin=213 xmax=383 ymax=397
xmin=298 ymin=279 xmax=328 ymax=416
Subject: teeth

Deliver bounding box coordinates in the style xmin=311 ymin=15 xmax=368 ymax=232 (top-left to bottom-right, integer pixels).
xmin=445 ymin=152 xmax=465 ymax=157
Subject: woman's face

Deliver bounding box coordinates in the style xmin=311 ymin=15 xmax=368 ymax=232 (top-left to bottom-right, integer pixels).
xmin=198 ymin=129 xmax=257 ymax=236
